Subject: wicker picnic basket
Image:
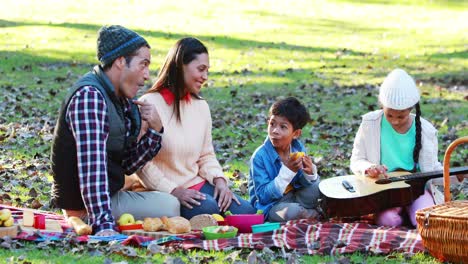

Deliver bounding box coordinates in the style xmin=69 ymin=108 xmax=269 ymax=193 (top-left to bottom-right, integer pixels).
xmin=416 ymin=136 xmax=468 ymax=263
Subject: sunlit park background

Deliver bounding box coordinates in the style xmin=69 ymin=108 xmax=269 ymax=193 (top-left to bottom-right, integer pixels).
xmin=0 ymin=0 xmax=467 ymax=262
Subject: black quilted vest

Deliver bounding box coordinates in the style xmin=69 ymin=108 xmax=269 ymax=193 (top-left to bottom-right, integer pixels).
xmin=50 ymin=66 xmax=141 ymax=209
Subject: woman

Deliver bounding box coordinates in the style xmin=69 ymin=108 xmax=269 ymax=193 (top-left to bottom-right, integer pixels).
xmin=136 ymin=37 xmax=255 ymax=219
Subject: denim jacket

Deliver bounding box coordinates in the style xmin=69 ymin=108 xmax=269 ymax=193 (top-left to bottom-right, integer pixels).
xmin=248 ymin=137 xmax=318 ymax=216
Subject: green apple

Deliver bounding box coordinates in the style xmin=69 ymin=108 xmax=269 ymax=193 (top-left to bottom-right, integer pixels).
xmin=3 ymin=217 xmax=14 ymax=227
xmin=135 ymin=220 xmax=143 ymax=224
xmin=0 ymin=209 xmax=11 ymax=221
xmin=118 ymin=213 xmax=135 ymax=226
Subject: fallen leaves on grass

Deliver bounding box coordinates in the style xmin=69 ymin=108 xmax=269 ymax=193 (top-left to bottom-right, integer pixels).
xmin=0 ymin=72 xmax=466 ymax=222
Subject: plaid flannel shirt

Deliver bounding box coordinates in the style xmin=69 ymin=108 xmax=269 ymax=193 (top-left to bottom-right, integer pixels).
xmin=66 ymin=86 xmax=162 ymax=233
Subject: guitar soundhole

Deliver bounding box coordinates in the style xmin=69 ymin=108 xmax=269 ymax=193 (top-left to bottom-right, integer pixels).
xmin=375 ymin=178 xmax=392 ymax=184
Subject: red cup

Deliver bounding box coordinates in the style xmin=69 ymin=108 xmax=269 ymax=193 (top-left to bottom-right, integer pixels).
xmin=33 ymin=215 xmax=46 ymax=229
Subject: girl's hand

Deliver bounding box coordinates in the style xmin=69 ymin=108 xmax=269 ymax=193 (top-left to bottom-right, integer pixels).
xmin=366 ymin=165 xmax=388 ymax=178
xmin=213 ymin=178 xmax=240 ymax=212
xmin=171 ymin=187 xmax=206 ymax=209
xmin=302 ymin=155 xmax=315 ymax=175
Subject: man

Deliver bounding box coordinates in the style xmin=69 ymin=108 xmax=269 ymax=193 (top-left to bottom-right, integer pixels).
xmin=51 ymin=25 xmax=179 ymax=236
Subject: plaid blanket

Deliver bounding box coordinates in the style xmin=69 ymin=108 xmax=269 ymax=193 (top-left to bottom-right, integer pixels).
xmin=1 ymin=205 xmax=425 ymax=255
xmin=174 ymin=219 xmax=424 ymax=255
xmin=1 ymin=204 xmax=192 ymax=246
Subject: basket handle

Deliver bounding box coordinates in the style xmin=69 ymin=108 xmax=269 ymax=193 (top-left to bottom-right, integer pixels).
xmin=443 ymin=136 xmax=468 ymax=202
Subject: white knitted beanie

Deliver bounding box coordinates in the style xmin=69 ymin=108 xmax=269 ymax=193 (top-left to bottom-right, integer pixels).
xmin=378 ymin=68 xmax=420 ymax=110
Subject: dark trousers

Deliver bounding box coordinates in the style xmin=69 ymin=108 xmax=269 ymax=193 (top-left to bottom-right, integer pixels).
xmin=180 ymin=182 xmax=256 ymax=219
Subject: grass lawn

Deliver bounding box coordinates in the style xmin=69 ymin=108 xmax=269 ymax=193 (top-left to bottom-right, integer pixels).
xmin=0 ymin=0 xmax=467 ymax=262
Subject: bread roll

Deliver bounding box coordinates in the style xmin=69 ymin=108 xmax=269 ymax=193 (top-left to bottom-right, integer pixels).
xmin=161 ymin=216 xmax=191 ymax=234
xmin=142 ymin=217 xmax=164 ymax=232
xmin=68 ymin=216 xmax=92 ymax=235
xmin=189 ymin=214 xmax=218 ymax=230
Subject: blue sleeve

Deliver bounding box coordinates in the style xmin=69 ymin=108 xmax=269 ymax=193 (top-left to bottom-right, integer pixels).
xmin=250 ymin=154 xmax=283 ymax=205
xmin=292 ymin=170 xmax=315 ymax=188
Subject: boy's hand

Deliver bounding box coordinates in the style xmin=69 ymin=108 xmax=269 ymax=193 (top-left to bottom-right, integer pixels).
xmin=285 ymin=155 xmax=303 ymax=173
xmin=302 ymin=155 xmax=315 ymax=175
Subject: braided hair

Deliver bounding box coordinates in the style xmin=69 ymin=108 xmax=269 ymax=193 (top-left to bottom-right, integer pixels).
xmin=412 ymin=102 xmax=422 ymax=172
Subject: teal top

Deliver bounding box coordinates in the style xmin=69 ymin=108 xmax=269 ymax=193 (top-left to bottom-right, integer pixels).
xmin=380 ymin=116 xmax=416 ymax=172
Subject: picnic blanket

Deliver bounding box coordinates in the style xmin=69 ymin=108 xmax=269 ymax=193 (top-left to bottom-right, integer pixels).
xmin=166 ymin=219 xmax=424 ymax=255
xmin=0 ymin=204 xmax=425 ymax=255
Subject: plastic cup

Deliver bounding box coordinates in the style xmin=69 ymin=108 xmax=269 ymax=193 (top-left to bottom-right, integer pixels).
xmin=33 ymin=215 xmax=46 ymax=229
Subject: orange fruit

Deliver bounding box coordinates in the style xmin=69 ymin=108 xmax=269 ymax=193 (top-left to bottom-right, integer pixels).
xmin=289 ymin=152 xmax=305 ymax=161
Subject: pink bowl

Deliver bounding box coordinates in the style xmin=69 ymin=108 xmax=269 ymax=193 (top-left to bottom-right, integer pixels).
xmin=225 ymin=214 xmax=264 ymax=233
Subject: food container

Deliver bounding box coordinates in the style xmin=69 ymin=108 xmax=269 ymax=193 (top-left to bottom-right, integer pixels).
xmin=225 ymin=214 xmax=264 ymax=233
xmin=251 ymin=222 xmax=280 ymax=233
xmin=33 ymin=215 xmax=46 ymax=229
xmin=203 ymin=226 xmax=238 ymax=240
xmin=117 ymin=223 xmax=143 ymax=231
xmin=217 ymin=220 xmax=227 ymax=226
xmin=0 ymin=225 xmax=18 ymax=237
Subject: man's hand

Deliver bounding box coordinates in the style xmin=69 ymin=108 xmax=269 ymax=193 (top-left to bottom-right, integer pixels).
xmin=171 ymin=186 xmax=206 ymax=209
xmin=302 ymin=155 xmax=315 ymax=175
xmin=213 ymin=178 xmax=240 ymax=212
xmin=133 ymin=100 xmax=163 ymax=132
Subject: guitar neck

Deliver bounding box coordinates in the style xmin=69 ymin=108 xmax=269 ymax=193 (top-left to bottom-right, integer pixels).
xmin=387 ymin=166 xmax=468 ymax=182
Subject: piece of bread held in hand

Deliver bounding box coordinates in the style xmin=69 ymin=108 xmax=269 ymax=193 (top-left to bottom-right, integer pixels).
xmin=161 ymin=216 xmax=191 ymax=234
xmin=68 ymin=216 xmax=92 ymax=235
xmin=189 ymin=214 xmax=218 ymax=230
xmin=142 ymin=217 xmax=164 ymax=232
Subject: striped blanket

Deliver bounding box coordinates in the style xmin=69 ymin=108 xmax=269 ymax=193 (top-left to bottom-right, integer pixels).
xmin=174 ymin=219 xmax=424 ymax=255
xmin=1 ymin=205 xmax=424 ymax=255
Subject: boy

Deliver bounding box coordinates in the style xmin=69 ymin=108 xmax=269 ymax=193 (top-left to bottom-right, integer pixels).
xmin=248 ymin=97 xmax=321 ymax=222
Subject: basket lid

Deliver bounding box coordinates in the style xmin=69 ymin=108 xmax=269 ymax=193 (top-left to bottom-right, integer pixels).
xmin=416 ymin=200 xmax=468 ymax=218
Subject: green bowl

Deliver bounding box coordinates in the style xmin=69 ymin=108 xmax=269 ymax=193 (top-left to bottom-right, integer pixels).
xmin=202 ymin=226 xmax=238 ymax=240
xmin=251 ymin=222 xmax=280 ymax=233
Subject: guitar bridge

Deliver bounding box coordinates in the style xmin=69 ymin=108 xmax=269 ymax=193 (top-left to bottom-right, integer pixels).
xmin=342 ymin=180 xmax=356 ymax=193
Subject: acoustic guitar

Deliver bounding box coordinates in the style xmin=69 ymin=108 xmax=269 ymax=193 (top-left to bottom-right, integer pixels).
xmin=319 ymin=166 xmax=468 ymax=218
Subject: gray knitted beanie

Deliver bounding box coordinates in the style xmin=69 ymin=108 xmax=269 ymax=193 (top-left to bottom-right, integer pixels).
xmin=97 ymin=25 xmax=149 ymax=66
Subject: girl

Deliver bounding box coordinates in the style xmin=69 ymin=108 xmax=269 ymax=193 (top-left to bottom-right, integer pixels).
xmin=136 ymin=37 xmax=255 ymax=219
xmin=350 ymin=68 xmax=442 ymax=227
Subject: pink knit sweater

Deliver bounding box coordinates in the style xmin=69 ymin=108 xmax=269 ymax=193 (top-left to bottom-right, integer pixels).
xmin=136 ymin=92 xmax=226 ymax=193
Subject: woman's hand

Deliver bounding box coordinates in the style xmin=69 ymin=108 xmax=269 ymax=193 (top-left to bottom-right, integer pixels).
xmin=366 ymin=165 xmax=388 ymax=178
xmin=213 ymin=178 xmax=240 ymax=212
xmin=171 ymin=187 xmax=206 ymax=209
xmin=302 ymin=155 xmax=315 ymax=175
